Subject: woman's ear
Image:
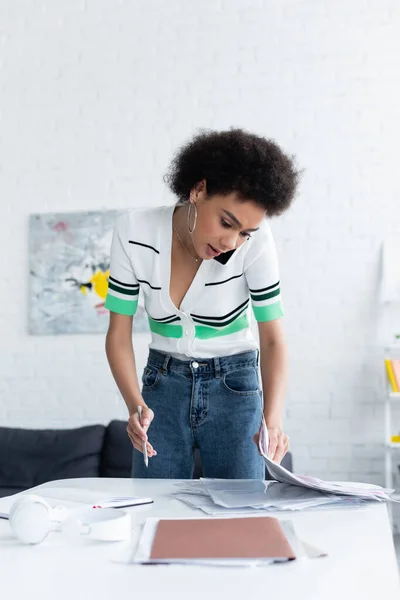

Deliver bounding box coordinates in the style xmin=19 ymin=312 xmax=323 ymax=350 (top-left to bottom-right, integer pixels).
xmin=192 ymin=179 xmax=207 ymax=203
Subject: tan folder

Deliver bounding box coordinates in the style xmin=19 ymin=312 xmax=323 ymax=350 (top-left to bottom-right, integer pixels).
xmin=150 ymin=516 xmax=296 ymax=561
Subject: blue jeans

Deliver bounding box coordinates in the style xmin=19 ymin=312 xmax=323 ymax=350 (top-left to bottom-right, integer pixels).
xmin=132 ymin=349 xmax=265 ymax=479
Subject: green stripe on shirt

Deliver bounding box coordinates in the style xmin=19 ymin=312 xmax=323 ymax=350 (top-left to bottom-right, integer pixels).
xmin=105 ymin=294 xmax=138 ymax=316
xmin=148 ymin=317 xmax=183 ymax=338
xmin=252 ymin=301 xmax=284 ymax=322
xmin=195 ymin=312 xmax=249 ymax=339
xmin=192 ymin=305 xmax=248 ymax=328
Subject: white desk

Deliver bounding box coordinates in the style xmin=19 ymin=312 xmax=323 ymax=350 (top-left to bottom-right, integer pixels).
xmin=0 ymin=478 xmax=399 ymax=600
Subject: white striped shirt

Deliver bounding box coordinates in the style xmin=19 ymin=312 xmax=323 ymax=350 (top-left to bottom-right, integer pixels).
xmin=104 ymin=205 xmax=283 ymax=359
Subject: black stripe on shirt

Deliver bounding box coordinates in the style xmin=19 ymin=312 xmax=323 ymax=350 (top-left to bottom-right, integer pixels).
xmin=137 ymin=279 xmax=161 ymax=290
xmin=129 ymin=241 xmax=160 ymax=254
xmin=109 ymin=276 xmax=139 ymax=289
xmin=192 ymin=303 xmax=249 ymax=328
xmin=191 ymin=298 xmax=249 ymax=323
xmin=150 ymin=314 xmax=181 ymax=324
xmin=248 ymin=280 xmax=280 ymax=294
xmin=205 ymin=273 xmax=244 ymax=287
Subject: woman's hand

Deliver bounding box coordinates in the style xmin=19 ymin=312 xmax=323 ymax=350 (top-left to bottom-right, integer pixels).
xmin=126 ymin=405 xmax=157 ymax=458
xmin=265 ymin=426 xmax=289 ymax=463
xmin=254 ymin=424 xmax=289 ymax=464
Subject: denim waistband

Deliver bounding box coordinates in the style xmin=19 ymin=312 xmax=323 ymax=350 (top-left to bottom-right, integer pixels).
xmin=146 ymin=349 xmax=259 ymax=376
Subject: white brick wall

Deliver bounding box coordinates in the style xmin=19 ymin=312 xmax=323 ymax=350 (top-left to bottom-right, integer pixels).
xmin=1 ymin=0 xmax=400 ymax=520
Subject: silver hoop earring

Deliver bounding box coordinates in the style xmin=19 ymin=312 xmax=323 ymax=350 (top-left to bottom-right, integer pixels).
xmin=187 ymin=202 xmax=197 ymax=234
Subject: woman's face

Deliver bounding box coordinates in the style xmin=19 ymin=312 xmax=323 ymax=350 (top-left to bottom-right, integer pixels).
xmin=191 ymin=188 xmax=266 ymax=260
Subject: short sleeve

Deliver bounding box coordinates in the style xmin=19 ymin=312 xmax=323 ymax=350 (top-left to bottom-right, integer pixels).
xmin=244 ymin=221 xmax=284 ymax=323
xmin=104 ymin=213 xmax=140 ymax=316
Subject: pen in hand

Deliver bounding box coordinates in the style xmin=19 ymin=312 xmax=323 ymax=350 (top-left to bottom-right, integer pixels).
xmin=137 ymin=405 xmax=149 ymax=468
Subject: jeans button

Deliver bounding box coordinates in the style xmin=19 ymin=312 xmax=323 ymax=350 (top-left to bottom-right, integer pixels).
xmin=192 ymin=361 xmax=199 ymax=369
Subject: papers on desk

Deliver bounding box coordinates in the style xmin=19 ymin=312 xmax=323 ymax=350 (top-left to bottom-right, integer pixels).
xmin=170 ymin=423 xmax=395 ymax=516
xmin=258 ymin=422 xmax=395 ymax=502
xmin=172 ymin=479 xmax=370 ymax=516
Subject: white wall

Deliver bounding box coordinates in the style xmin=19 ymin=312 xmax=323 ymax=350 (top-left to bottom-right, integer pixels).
xmin=1 ymin=0 xmax=400 ymax=509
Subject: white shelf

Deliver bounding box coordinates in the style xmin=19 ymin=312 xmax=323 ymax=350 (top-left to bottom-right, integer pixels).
xmin=384 ymin=352 xmax=400 ymax=531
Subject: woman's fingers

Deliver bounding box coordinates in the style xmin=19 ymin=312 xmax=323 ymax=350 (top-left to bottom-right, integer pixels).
xmin=128 ymin=412 xmax=148 ymax=442
xmin=128 ymin=407 xmax=154 ymax=440
xmin=267 ymin=427 xmax=290 ymax=463
xmin=268 ymin=430 xmax=279 ymax=460
xmin=126 ymin=407 xmax=157 ymax=457
xmin=254 ymin=425 xmax=290 ymax=462
xmin=139 ymin=405 xmax=153 ymax=433
xmin=272 ymin=435 xmax=290 ymax=464
xmin=128 ymin=429 xmax=156 ymax=453
xmin=128 ymin=432 xmax=157 ymax=456
xmin=128 ymin=428 xmax=157 ymax=454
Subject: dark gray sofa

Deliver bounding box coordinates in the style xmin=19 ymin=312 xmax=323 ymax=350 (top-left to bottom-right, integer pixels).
xmin=0 ymin=421 xmax=293 ymax=498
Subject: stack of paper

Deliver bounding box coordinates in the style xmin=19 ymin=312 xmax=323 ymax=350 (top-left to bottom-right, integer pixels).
xmin=172 ymin=480 xmax=272 ymax=516
xmin=258 ymin=422 xmax=394 ymax=501
xmin=171 ymin=422 xmax=394 ymax=516
xmin=200 ymin=479 xmax=368 ymax=510
xmin=172 ymin=479 xmax=369 ymax=516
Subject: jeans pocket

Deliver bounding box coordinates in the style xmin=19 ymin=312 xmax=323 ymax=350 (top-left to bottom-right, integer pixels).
xmin=222 ymin=367 xmax=260 ymax=396
xmin=141 ymin=365 xmax=161 ymax=390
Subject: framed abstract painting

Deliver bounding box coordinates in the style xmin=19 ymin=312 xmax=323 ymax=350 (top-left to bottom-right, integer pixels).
xmin=28 ymin=210 xmax=149 ymax=335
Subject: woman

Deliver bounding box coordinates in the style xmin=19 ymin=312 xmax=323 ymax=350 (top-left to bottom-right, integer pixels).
xmin=105 ymin=128 xmax=299 ymax=479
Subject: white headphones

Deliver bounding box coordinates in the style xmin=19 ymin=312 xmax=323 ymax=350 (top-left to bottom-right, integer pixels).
xmin=9 ymin=494 xmax=131 ymax=545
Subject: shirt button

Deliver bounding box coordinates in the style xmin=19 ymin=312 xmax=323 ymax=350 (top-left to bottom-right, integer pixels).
xmin=185 ymin=330 xmax=189 ymax=335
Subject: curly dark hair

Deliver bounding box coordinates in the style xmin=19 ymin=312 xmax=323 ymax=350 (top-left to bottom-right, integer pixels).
xmin=164 ymin=128 xmax=300 ymax=216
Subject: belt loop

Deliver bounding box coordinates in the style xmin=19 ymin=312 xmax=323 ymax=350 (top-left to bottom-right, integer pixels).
xmin=213 ymin=357 xmax=220 ymax=379
xmin=256 ymin=349 xmax=260 ymax=367
xmin=161 ymin=354 xmax=171 ymax=374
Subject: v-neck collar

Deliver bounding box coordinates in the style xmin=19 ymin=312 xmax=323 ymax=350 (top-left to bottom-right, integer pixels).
xmin=160 ymin=205 xmax=215 ymax=314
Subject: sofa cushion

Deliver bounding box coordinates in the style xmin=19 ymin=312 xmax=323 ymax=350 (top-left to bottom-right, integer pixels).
xmin=0 ymin=487 xmax=25 ymax=499
xmin=100 ymin=420 xmax=132 ymax=478
xmin=0 ymin=425 xmax=106 ymax=492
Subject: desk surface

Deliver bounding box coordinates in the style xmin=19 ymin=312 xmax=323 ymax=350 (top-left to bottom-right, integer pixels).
xmin=0 ymin=478 xmax=399 ymax=600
